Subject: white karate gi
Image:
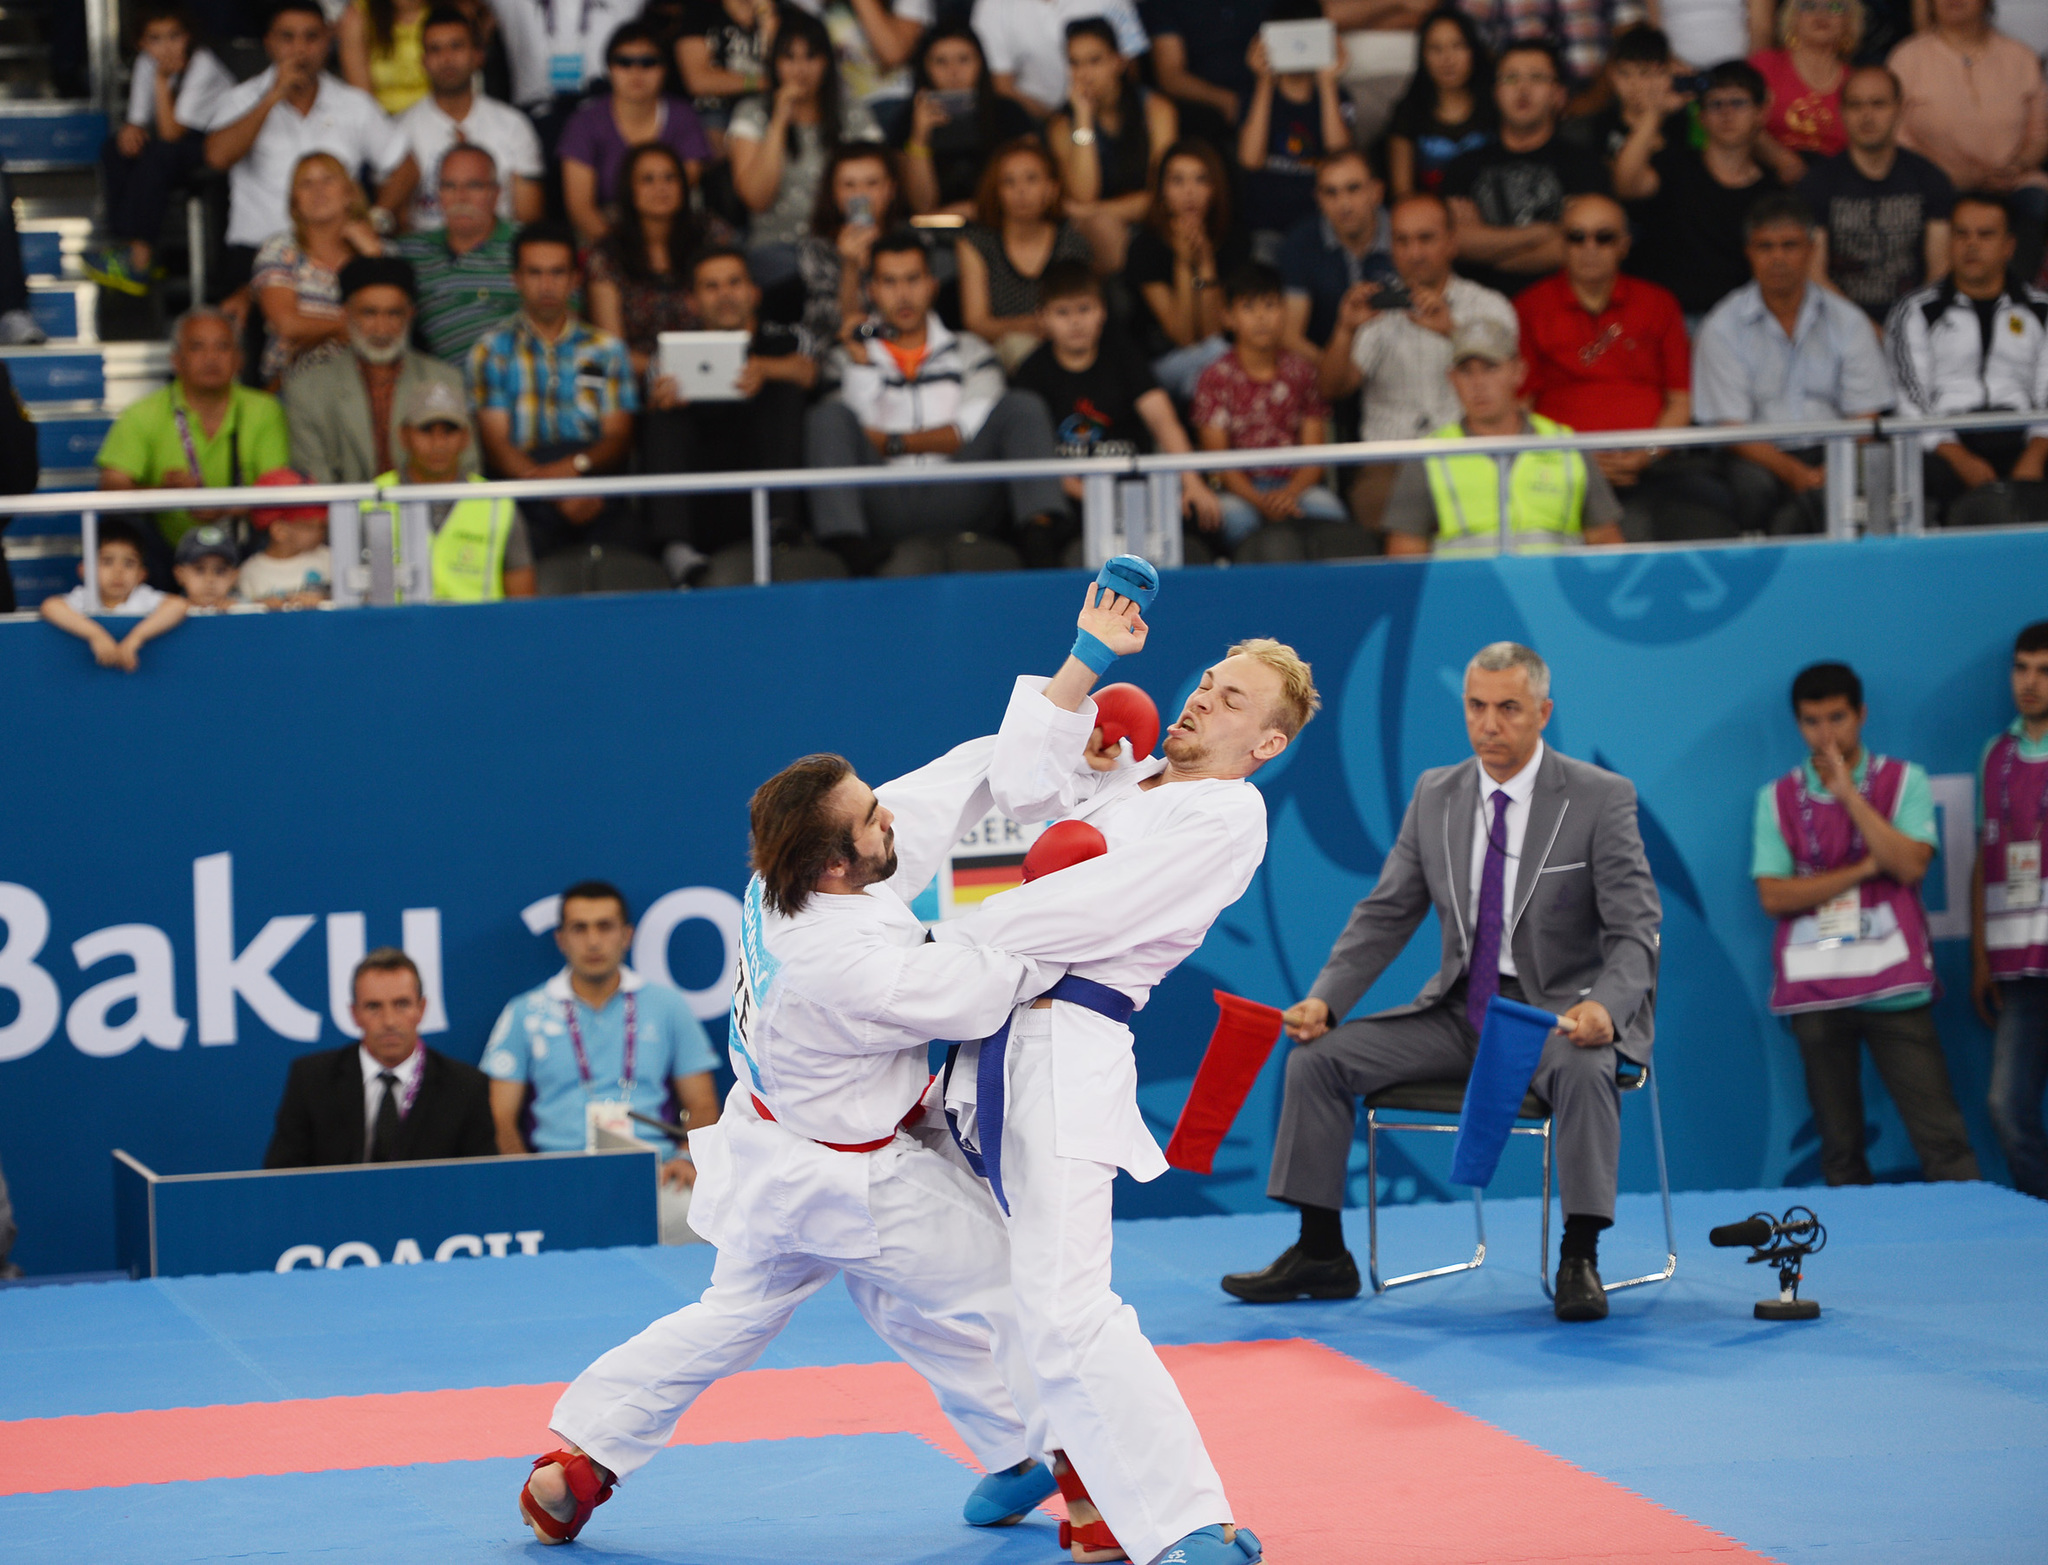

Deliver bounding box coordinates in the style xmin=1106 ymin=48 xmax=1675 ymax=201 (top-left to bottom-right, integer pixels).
xmin=551 ymin=737 xmax=1059 ymax=1484
xmin=935 ymin=677 xmax=1268 ymax=1565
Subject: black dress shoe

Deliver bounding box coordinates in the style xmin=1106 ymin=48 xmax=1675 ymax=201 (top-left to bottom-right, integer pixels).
xmin=1553 ymin=1256 xmax=1609 ymax=1321
xmin=1221 ymin=1244 xmax=1362 ymax=1303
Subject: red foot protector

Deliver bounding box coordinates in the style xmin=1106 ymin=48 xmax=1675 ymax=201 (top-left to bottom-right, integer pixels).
xmin=1092 ymin=682 xmax=1160 ymax=760
xmin=519 ymin=1448 xmax=612 ymax=1543
xmin=1165 ymin=990 xmax=1287 ymax=1174
xmin=3 ymin=1341 xmax=1778 ymax=1563
xmin=1024 ymin=820 xmax=1109 ymax=882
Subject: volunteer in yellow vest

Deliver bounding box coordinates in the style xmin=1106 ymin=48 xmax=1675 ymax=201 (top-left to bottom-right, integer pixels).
xmin=1382 ymin=318 xmax=1626 ymax=557
xmin=362 ymin=380 xmax=536 ymax=600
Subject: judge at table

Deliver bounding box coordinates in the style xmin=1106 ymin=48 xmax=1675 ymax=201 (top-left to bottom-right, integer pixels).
xmin=264 ymin=947 xmax=497 ymax=1168
xmin=1220 ymin=641 xmax=1661 ymax=1322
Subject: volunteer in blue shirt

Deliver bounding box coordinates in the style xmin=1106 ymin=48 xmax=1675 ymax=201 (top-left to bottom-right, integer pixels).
xmin=483 ymin=879 xmax=721 ymax=1242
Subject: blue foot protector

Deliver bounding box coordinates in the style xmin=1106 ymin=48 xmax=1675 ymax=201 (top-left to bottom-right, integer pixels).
xmin=1156 ymin=1524 xmax=1263 ymax=1563
xmin=1097 ymin=553 xmax=1159 ymax=615
xmin=962 ymin=1459 xmax=1060 ymax=1526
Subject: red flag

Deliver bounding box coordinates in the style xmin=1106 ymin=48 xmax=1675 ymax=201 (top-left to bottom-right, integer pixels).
xmin=1165 ymin=990 xmax=1286 ymax=1174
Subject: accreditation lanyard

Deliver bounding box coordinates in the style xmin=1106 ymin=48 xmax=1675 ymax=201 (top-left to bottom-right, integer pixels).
xmin=1796 ymin=759 xmax=1877 ymax=870
xmin=378 ymin=1046 xmax=425 ymax=1115
xmin=172 ymin=403 xmax=205 ymax=483
xmin=564 ymin=990 xmax=636 ymax=1098
xmin=1997 ymin=738 xmax=2048 ymax=841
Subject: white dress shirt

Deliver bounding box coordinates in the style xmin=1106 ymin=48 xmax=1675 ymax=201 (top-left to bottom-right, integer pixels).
xmin=359 ymin=1042 xmax=424 ymax=1157
xmin=397 ymin=91 xmax=545 ymax=228
xmin=1467 ymin=740 xmax=1545 ymax=979
xmin=201 ymin=69 xmax=411 ymax=248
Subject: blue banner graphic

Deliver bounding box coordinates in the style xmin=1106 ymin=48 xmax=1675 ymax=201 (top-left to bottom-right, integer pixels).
xmin=1 ymin=535 xmax=2035 ymax=1274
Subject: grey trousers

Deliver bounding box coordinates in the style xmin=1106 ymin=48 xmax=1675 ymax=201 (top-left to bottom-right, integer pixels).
xmin=1267 ymin=988 xmax=1624 ymax=1222
xmin=804 ymin=391 xmax=1064 ymax=545
xmin=1787 ymin=1004 xmax=1981 ymax=1185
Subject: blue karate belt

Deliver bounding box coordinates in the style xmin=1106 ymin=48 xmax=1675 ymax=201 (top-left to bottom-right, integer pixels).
xmin=945 ymin=974 xmax=1136 ymax=1215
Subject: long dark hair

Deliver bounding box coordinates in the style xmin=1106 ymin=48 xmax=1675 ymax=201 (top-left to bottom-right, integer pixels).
xmin=749 ymin=752 xmax=856 ymax=919
xmin=809 ymin=143 xmax=906 ymax=239
xmin=973 ymin=137 xmax=1061 ymax=232
xmin=769 ymin=10 xmax=843 ymax=159
xmin=1144 ymin=137 xmax=1231 ymax=248
xmin=1392 ymin=6 xmax=1496 ymax=131
xmin=613 ymin=142 xmax=703 ymax=281
xmin=1064 ymin=15 xmax=1142 ymax=129
xmin=911 ymin=21 xmax=1001 ymax=147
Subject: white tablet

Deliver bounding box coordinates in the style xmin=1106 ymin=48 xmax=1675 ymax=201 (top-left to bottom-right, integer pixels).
xmin=1261 ymin=18 xmax=1336 ymax=74
xmin=657 ymin=330 xmax=752 ymax=402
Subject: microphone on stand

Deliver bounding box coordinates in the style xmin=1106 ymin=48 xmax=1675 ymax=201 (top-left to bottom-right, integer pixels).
xmin=1709 ymin=1206 xmax=1826 ymax=1321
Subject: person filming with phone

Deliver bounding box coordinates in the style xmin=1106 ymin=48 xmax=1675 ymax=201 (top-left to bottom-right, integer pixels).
xmin=1314 ymin=190 xmax=1516 ymax=533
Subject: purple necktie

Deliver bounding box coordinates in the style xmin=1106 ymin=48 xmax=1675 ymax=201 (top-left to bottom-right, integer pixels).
xmin=1467 ymin=788 xmax=1511 ymax=1033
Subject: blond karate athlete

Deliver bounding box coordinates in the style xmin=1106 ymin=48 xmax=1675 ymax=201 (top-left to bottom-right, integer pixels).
xmin=935 ymin=592 xmax=1317 ymax=1565
xmin=521 ymin=737 xmax=1073 ymax=1544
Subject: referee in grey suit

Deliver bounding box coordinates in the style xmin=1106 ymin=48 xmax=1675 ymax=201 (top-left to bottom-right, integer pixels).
xmin=1223 ymin=642 xmax=1661 ymax=1321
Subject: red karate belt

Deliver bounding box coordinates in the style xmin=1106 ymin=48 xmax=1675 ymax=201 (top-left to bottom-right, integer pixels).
xmin=751 ymin=1077 xmax=931 ymax=1153
xmin=1165 ymin=991 xmax=1287 ymax=1174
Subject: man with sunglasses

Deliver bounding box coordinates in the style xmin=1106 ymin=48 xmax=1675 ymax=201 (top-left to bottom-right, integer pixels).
xmin=1515 ymin=192 xmax=1734 ymax=539
xmin=1615 ymin=58 xmax=1782 ymax=323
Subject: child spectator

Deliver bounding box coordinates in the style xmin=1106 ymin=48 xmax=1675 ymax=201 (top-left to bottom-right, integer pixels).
xmin=237 ymin=469 xmax=333 ymax=607
xmin=93 ymin=3 xmax=235 ymax=296
xmin=40 ymin=519 xmax=188 ymax=669
xmin=1011 ymin=260 xmax=1221 ymax=543
xmin=1191 ymin=262 xmax=1356 ymax=560
xmin=1566 ymin=24 xmax=1690 ymax=164
xmin=1237 ymin=8 xmax=1352 ymax=252
xmin=1386 ymin=7 xmax=1494 ymax=198
xmin=171 ymin=524 xmax=239 ymax=611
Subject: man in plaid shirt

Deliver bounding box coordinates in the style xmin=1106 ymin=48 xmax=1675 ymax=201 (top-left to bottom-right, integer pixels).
xmin=469 ymin=220 xmax=642 ymax=562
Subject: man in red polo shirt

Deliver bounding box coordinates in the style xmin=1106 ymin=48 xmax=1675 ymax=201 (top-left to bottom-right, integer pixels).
xmin=1514 ymin=193 xmax=1735 ymax=540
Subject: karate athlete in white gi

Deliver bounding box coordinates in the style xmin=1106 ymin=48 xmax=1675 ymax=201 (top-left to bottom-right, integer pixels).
xmin=520 ymin=740 xmax=1071 ymax=1545
xmin=935 ymin=589 xmax=1317 ymax=1565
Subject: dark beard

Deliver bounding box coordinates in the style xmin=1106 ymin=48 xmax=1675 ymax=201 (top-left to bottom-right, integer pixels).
xmin=850 ymin=844 xmax=899 ymax=888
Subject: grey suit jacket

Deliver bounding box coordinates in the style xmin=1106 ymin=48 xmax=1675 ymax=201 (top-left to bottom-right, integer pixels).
xmin=283 ymin=349 xmax=477 ymax=484
xmin=1307 ymin=745 xmax=1662 ymax=1060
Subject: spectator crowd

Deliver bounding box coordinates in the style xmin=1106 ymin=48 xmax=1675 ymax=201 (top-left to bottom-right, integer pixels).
xmin=41 ymin=0 xmax=2048 ymax=612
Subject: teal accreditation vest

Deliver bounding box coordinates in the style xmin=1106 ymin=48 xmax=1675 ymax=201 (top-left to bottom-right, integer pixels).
xmin=1422 ymin=413 xmax=1588 ymax=555
xmin=362 ymin=471 xmax=516 ymax=602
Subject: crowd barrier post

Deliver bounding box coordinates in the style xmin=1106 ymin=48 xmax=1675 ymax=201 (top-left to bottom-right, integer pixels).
xmin=1894 ymin=438 xmax=1926 ymax=536
xmin=1862 ymin=442 xmax=1893 ymax=536
xmin=1082 ymin=470 xmax=1118 ymax=567
xmin=750 ymin=487 xmax=771 ymax=585
xmin=328 ymin=500 xmax=363 ymax=606
xmin=1824 ymin=436 xmax=1859 ymax=539
xmin=80 ymin=508 xmax=98 ymax=606
xmin=397 ymin=500 xmax=433 ymax=601
xmin=364 ymin=501 xmax=397 ymax=604
xmin=1145 ymin=471 xmax=1185 ymax=568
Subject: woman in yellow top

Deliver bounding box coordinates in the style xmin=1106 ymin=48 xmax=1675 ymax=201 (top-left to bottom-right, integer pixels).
xmin=339 ymin=0 xmax=429 ymax=115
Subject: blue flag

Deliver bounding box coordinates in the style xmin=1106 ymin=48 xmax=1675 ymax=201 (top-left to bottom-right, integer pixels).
xmin=1449 ymin=995 xmax=1563 ymax=1187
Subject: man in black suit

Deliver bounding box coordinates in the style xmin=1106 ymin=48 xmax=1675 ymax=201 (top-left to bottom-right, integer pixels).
xmin=264 ymin=947 xmax=497 ymax=1168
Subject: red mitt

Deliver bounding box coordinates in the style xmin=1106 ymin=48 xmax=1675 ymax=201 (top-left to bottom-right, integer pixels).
xmin=1022 ymin=819 xmax=1108 ymax=882
xmin=1165 ymin=991 xmax=1287 ymax=1175
xmin=1092 ymin=682 xmax=1160 ymax=760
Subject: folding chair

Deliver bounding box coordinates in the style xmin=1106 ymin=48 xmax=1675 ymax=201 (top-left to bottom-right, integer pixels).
xmin=1362 ymin=1057 xmax=1676 ymax=1298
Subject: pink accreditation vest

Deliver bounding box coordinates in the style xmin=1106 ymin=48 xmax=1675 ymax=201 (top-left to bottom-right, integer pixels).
xmin=1980 ymin=732 xmax=2048 ymax=979
xmin=1769 ymin=757 xmax=1937 ymax=1014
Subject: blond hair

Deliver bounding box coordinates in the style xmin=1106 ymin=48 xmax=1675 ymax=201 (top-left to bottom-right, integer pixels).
xmin=1780 ymin=0 xmax=1863 ymax=54
xmin=288 ymin=151 xmax=370 ymax=247
xmin=1228 ymin=637 xmax=1321 ymax=738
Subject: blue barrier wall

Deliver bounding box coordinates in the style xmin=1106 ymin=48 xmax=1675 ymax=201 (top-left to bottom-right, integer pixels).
xmin=1 ymin=534 xmax=2036 ymax=1274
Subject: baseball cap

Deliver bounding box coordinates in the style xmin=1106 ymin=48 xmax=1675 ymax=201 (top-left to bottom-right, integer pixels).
xmin=1449 ymin=318 xmax=1519 ymax=367
xmin=401 ymin=379 xmax=471 ymax=430
xmin=174 ymin=523 xmax=238 ymax=566
xmin=249 ymin=467 xmax=327 ymax=530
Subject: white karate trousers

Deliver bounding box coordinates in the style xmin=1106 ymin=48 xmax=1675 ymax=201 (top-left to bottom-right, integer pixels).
xmin=998 ymin=1007 xmax=1231 ymax=1565
xmin=551 ymin=1123 xmax=1046 ymax=1484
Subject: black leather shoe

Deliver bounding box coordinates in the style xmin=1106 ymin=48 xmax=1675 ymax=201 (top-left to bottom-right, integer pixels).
xmin=1221 ymin=1244 xmax=1362 ymax=1303
xmin=1553 ymin=1256 xmax=1609 ymax=1321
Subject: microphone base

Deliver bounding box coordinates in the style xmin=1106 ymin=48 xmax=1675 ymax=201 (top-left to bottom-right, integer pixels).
xmin=1755 ymin=1297 xmax=1821 ymax=1321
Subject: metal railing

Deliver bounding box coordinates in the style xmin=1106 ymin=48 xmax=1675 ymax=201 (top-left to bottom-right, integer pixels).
xmin=3 ymin=409 xmax=2042 ymax=606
